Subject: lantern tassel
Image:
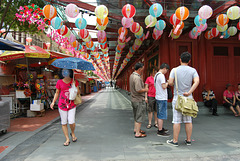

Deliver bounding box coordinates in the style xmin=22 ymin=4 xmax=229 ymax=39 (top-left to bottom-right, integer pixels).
xmin=146 ymin=21 xmax=153 ymax=28
xmin=173 ymin=24 xmax=181 ymax=34
xmin=145 ymin=31 xmax=150 ymax=39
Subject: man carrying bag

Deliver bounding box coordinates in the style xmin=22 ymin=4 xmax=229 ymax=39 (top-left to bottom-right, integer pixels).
xmin=166 ymin=52 xmax=200 ymax=147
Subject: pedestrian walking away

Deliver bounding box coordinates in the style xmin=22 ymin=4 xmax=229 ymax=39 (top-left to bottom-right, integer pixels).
xmin=50 ymin=69 xmax=80 ymax=146
xmin=167 ymin=52 xmax=200 ymax=147
xmin=129 ymin=63 xmax=149 ymax=138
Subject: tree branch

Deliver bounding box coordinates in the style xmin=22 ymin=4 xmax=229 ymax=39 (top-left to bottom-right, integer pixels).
xmin=0 ymin=0 xmax=13 ymax=29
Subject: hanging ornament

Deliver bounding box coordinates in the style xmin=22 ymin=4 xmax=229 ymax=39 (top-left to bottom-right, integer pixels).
xmin=194 ymin=15 xmax=206 ymax=27
xmin=122 ymin=4 xmax=136 ymax=18
xmin=205 ymin=31 xmax=214 ymax=39
xmin=228 ymin=26 xmax=237 ymax=36
xmin=65 ymin=4 xmax=79 ymax=18
xmin=97 ymin=17 xmax=108 ymax=26
xmin=210 ymin=28 xmax=219 ymax=37
xmin=170 ymin=14 xmax=181 ymax=26
xmin=145 ymin=15 xmax=157 ymax=28
xmin=227 ymin=6 xmax=240 ymax=20
xmin=217 ymin=24 xmax=228 ymax=32
xmin=43 ymin=5 xmax=57 ymax=19
xmin=121 ymin=17 xmax=134 ymax=28
xmin=79 ymin=29 xmax=89 ymax=39
xmin=198 ymin=5 xmax=213 ymax=19
xmin=216 ymin=14 xmax=229 ymax=27
xmin=95 ymin=5 xmax=108 ymax=19
xmin=130 ymin=22 xmax=141 ymax=33
xmin=155 ymin=20 xmax=166 ymax=31
xmin=51 ymin=17 xmax=63 ymax=29
xmin=75 ymin=18 xmax=87 ymax=29
xmin=175 ymin=6 xmax=189 ymax=21
xmin=149 ymin=3 xmax=163 ymax=18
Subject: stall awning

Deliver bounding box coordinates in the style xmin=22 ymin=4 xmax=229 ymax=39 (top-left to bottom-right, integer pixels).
xmin=49 ymin=51 xmax=73 ymax=59
xmin=74 ymin=71 xmax=88 ymax=84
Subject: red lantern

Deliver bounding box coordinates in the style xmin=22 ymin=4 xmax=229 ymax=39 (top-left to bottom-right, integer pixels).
xmin=237 ymin=21 xmax=240 ymax=30
xmin=152 ymin=32 xmax=161 ymax=40
xmin=210 ymin=28 xmax=220 ymax=37
xmin=99 ymin=36 xmax=107 ymax=43
xmin=122 ymin=4 xmax=136 ymax=18
xmin=170 ymin=14 xmax=181 ymax=26
xmin=130 ymin=22 xmax=141 ymax=33
xmin=100 ymin=43 xmax=108 ymax=49
xmin=79 ymin=29 xmax=89 ymax=39
xmin=58 ymin=25 xmax=68 ymax=36
xmin=205 ymin=31 xmax=214 ymax=39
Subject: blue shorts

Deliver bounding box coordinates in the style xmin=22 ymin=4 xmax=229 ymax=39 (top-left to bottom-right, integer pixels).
xmin=156 ymin=100 xmax=168 ymax=120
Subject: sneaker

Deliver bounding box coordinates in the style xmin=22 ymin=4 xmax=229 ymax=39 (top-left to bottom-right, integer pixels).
xmin=157 ymin=130 xmax=170 ymax=137
xmin=167 ymin=139 xmax=178 ymax=147
xmin=162 ymin=128 xmax=169 ymax=133
xmin=184 ymin=139 xmax=191 ymax=146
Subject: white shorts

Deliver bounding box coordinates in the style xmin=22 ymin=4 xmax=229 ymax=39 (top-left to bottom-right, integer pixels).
xmin=58 ymin=108 xmax=76 ymax=125
xmin=172 ymin=96 xmax=192 ymax=124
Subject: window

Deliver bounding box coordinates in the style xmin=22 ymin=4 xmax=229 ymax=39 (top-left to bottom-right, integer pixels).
xmin=214 ymin=47 xmax=228 ymax=56
xmin=234 ymin=47 xmax=240 ymax=56
xmin=179 ymin=46 xmax=188 ymax=55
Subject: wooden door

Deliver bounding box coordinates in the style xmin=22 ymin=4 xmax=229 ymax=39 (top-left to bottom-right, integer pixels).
xmin=176 ymin=42 xmax=192 ymax=66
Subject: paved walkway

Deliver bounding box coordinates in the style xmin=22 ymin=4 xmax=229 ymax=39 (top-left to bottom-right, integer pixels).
xmin=0 ymin=87 xmax=240 ymax=161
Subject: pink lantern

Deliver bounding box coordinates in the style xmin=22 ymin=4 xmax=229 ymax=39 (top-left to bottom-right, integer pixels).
xmin=200 ymin=23 xmax=208 ymax=32
xmin=97 ymin=31 xmax=106 ymax=41
xmin=170 ymin=14 xmax=181 ymax=26
xmin=130 ymin=22 xmax=141 ymax=33
xmin=65 ymin=4 xmax=79 ymax=18
xmin=79 ymin=29 xmax=89 ymax=39
xmin=189 ymin=31 xmax=196 ymax=39
xmin=210 ymin=28 xmax=219 ymax=37
xmin=153 ymin=28 xmax=163 ymax=37
xmin=122 ymin=4 xmax=136 ymax=18
xmin=69 ymin=34 xmax=76 ymax=43
xmin=121 ymin=17 xmax=134 ymax=28
xmin=198 ymin=5 xmax=213 ymax=19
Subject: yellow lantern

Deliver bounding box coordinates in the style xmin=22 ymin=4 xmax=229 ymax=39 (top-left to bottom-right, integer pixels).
xmin=227 ymin=6 xmax=240 ymax=20
xmin=95 ymin=5 xmax=108 ymax=19
xmin=217 ymin=24 xmax=228 ymax=32
xmin=145 ymin=15 xmax=157 ymax=27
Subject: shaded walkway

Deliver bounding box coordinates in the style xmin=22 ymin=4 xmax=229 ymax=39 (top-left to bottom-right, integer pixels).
xmin=1 ymin=88 xmax=240 ymax=160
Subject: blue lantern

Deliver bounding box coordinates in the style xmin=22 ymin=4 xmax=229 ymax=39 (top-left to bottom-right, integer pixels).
xmin=135 ymin=33 xmax=144 ymax=39
xmin=75 ymin=18 xmax=87 ymax=29
xmin=222 ymin=30 xmax=230 ymax=39
xmin=51 ymin=17 xmax=63 ymax=29
xmin=194 ymin=15 xmax=206 ymax=27
xmin=155 ymin=20 xmax=166 ymax=30
xmin=149 ymin=3 xmax=163 ymax=18
xmin=191 ymin=27 xmax=201 ymax=36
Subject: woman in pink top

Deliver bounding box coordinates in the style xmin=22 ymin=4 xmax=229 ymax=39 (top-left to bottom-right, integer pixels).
xmin=50 ymin=69 xmax=80 ymax=146
xmin=223 ymin=83 xmax=240 ymax=116
xmin=145 ymin=66 xmax=158 ymax=129
xmin=235 ymin=83 xmax=240 ymax=113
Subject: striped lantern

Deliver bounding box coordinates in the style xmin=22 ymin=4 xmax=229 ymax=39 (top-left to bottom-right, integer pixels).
xmin=65 ymin=4 xmax=79 ymax=18
xmin=216 ymin=14 xmax=229 ymax=27
xmin=58 ymin=25 xmax=68 ymax=36
xmin=130 ymin=22 xmax=141 ymax=33
xmin=97 ymin=17 xmax=108 ymax=26
xmin=51 ymin=17 xmax=63 ymax=29
xmin=175 ymin=6 xmax=189 ymax=21
xmin=237 ymin=21 xmax=240 ymax=30
xmin=210 ymin=28 xmax=219 ymax=37
xmin=145 ymin=15 xmax=157 ymax=28
xmin=79 ymin=29 xmax=89 ymax=39
xmin=228 ymin=26 xmax=237 ymax=36
xmin=170 ymin=14 xmax=181 ymax=26
xmin=118 ymin=27 xmax=128 ymax=36
xmin=43 ymin=5 xmax=57 ymax=19
xmin=227 ymin=6 xmax=240 ymax=20
xmin=122 ymin=4 xmax=136 ymax=18
xmin=217 ymin=24 xmax=228 ymax=32
xmin=75 ymin=18 xmax=87 ymax=29
xmin=204 ymin=31 xmax=214 ymax=39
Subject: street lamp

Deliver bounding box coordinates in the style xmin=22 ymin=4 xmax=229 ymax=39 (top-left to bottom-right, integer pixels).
xmin=26 ymin=37 xmax=32 ymax=45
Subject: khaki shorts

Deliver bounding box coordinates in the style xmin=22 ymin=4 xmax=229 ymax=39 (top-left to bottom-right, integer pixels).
xmin=131 ymin=101 xmax=146 ymax=123
xmin=147 ymin=96 xmax=157 ymax=112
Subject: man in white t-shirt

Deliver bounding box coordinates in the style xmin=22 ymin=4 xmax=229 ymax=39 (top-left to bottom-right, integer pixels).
xmin=154 ymin=63 xmax=170 ymax=137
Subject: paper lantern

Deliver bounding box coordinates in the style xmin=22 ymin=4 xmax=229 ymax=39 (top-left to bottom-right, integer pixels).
xmin=75 ymin=18 xmax=87 ymax=29
xmin=86 ymin=41 xmax=93 ymax=48
xmin=152 ymin=31 xmax=162 ymax=40
xmin=171 ymin=32 xmax=180 ymax=39
xmin=135 ymin=33 xmax=144 ymax=39
xmin=97 ymin=17 xmax=108 ymax=26
xmin=228 ymin=26 xmax=237 ymax=36
xmin=43 ymin=5 xmax=57 ymax=19
xmin=149 ymin=3 xmax=163 ymax=18
xmin=122 ymin=4 xmax=136 ymax=18
xmin=65 ymin=4 xmax=79 ymax=18
xmin=69 ymin=34 xmax=76 ymax=43
xmin=217 ymin=24 xmax=228 ymax=32
xmin=198 ymin=5 xmax=213 ymax=19
xmin=79 ymin=29 xmax=89 ymax=39
xmin=200 ymin=23 xmax=208 ymax=32
xmin=222 ymin=30 xmax=230 ymax=39
xmin=71 ymin=40 xmax=79 ymax=48
xmin=82 ymin=35 xmax=91 ymax=43
xmin=189 ymin=31 xmax=196 ymax=39
xmin=64 ymin=30 xmax=71 ymax=37
xmin=170 ymin=14 xmax=181 ymax=26
xmin=175 ymin=6 xmax=189 ymax=21
xmin=58 ymin=25 xmax=69 ymax=36
xmin=118 ymin=27 xmax=128 ymax=36
xmin=210 ymin=28 xmax=219 ymax=37
xmin=227 ymin=6 xmax=240 ymax=20
xmin=130 ymin=22 xmax=141 ymax=33
xmin=134 ymin=39 xmax=142 ymax=46
xmin=192 ymin=27 xmax=201 ymax=36
xmin=96 ymin=24 xmax=107 ymax=31
xmin=237 ymin=21 xmax=240 ymax=30
xmin=194 ymin=15 xmax=206 ymax=27
xmin=97 ymin=30 xmax=106 ymax=41
xmin=172 ymin=28 xmax=182 ymax=36
xmin=26 ymin=37 xmax=32 ymax=43
xmin=145 ymin=15 xmax=157 ymax=28
xmin=155 ymin=20 xmax=166 ymax=30
xmin=121 ymin=17 xmax=134 ymax=28
xmin=95 ymin=5 xmax=108 ymax=19
xmin=139 ymin=34 xmax=145 ymax=41
xmin=153 ymin=28 xmax=163 ymax=37
xmin=216 ymin=14 xmax=229 ymax=27
xmin=101 ymin=43 xmax=108 ymax=49
xmin=135 ymin=26 xmax=143 ymax=36
xmin=205 ymin=31 xmax=214 ymax=39
xmin=51 ymin=17 xmax=63 ymax=29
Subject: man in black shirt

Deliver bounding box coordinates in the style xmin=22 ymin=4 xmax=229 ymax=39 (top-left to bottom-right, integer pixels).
xmin=202 ymin=85 xmax=219 ymax=116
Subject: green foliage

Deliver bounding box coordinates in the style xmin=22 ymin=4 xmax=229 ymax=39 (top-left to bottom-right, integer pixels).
xmin=0 ymin=0 xmax=46 ymax=36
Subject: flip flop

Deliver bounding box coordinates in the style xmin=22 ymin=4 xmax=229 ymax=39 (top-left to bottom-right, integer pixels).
xmin=70 ymin=133 xmax=77 ymax=142
xmin=154 ymin=124 xmax=158 ymax=128
xmin=63 ymin=141 xmax=70 ymax=146
xmin=134 ymin=129 xmax=146 ymax=134
xmin=146 ymin=124 xmax=152 ymax=129
xmin=135 ymin=133 xmax=147 ymax=138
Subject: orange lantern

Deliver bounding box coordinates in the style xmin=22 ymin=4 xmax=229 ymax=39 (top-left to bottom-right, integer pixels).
xmin=43 ymin=5 xmax=57 ymax=19
xmin=205 ymin=31 xmax=214 ymax=39
xmin=97 ymin=17 xmax=109 ymax=26
xmin=118 ymin=27 xmax=128 ymax=36
xmin=98 ymin=36 xmax=107 ymax=43
xmin=216 ymin=14 xmax=229 ymax=27
xmin=175 ymin=6 xmax=189 ymax=21
xmin=86 ymin=41 xmax=93 ymax=48
xmin=71 ymin=40 xmax=79 ymax=48
xmin=174 ymin=21 xmax=184 ymax=30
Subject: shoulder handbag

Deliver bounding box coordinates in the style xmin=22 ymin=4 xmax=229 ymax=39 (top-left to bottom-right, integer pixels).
xmin=74 ymin=94 xmax=82 ymax=105
xmin=154 ymin=73 xmax=172 ymax=100
xmin=174 ymin=68 xmax=198 ymax=118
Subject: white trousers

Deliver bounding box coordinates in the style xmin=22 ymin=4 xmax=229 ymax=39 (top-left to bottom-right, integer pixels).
xmin=58 ymin=108 xmax=76 ymax=125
